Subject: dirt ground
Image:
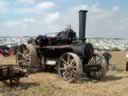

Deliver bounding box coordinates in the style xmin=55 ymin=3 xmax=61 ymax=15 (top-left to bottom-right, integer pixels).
xmin=0 ymin=71 xmax=128 ymax=96
xmin=0 ymin=52 xmax=128 ymax=96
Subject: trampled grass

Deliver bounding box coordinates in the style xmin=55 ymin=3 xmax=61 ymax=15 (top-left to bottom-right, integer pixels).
xmin=110 ymin=51 xmax=127 ymax=71
xmin=0 ymin=52 xmax=128 ymax=96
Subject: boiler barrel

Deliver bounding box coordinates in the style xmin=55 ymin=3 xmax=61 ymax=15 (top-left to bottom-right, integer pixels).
xmin=79 ymin=10 xmax=88 ymax=42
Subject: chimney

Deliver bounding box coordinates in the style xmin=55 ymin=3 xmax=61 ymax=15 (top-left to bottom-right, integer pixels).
xmin=79 ymin=10 xmax=88 ymax=43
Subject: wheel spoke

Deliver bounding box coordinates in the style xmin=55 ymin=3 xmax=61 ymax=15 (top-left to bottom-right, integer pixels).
xmin=88 ymin=59 xmax=94 ymax=65
xmin=67 ymin=54 xmax=71 ymax=63
xmin=24 ymin=50 xmax=29 ymax=54
xmin=71 ymin=71 xmax=76 ymax=78
xmin=93 ymin=56 xmax=96 ymax=64
xmin=69 ymin=59 xmax=74 ymax=65
xmin=63 ymin=71 xmax=70 ymax=80
xmin=63 ymin=71 xmax=68 ymax=76
xmin=70 ymin=66 xmax=77 ymax=69
xmin=26 ymin=56 xmax=31 ymax=60
xmin=96 ymin=58 xmax=102 ymax=64
xmin=26 ymin=54 xmax=31 ymax=57
xmin=17 ymin=60 xmax=23 ymax=63
xmin=17 ymin=52 xmax=24 ymax=56
xmin=72 ymin=69 xmax=77 ymax=76
xmin=70 ymin=59 xmax=76 ymax=66
xmin=26 ymin=60 xmax=30 ymax=64
xmin=61 ymin=63 xmax=66 ymax=68
xmin=60 ymin=57 xmax=69 ymax=65
xmin=67 ymin=72 xmax=72 ymax=80
xmin=63 ymin=63 xmax=67 ymax=68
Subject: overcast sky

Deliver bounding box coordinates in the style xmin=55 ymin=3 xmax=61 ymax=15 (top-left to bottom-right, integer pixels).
xmin=0 ymin=0 xmax=127 ymax=38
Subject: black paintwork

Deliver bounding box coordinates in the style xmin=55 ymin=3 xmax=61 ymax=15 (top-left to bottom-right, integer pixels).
xmin=37 ymin=42 xmax=94 ymax=62
xmin=34 ymin=10 xmax=96 ymax=72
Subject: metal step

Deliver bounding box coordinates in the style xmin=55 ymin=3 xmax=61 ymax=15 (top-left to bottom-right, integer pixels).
xmin=46 ymin=60 xmax=56 ymax=65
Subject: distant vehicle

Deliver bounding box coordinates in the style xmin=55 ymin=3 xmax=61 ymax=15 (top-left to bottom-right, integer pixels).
xmin=11 ymin=45 xmax=18 ymax=55
xmin=0 ymin=45 xmax=10 ymax=57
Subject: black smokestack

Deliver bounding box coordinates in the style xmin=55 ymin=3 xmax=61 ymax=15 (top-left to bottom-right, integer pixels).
xmin=79 ymin=10 xmax=88 ymax=42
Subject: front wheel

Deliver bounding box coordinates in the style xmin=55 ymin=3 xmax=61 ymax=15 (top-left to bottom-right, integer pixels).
xmin=86 ymin=54 xmax=107 ymax=80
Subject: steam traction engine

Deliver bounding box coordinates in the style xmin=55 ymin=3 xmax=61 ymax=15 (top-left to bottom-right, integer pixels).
xmin=16 ymin=10 xmax=107 ymax=82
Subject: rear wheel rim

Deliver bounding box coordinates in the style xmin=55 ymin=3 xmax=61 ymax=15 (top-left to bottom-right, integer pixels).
xmin=16 ymin=45 xmax=31 ymax=68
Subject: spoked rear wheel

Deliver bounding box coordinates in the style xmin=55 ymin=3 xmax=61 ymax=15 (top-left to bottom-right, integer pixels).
xmin=57 ymin=53 xmax=81 ymax=83
xmin=16 ymin=44 xmax=31 ymax=68
xmin=16 ymin=44 xmax=41 ymax=70
xmin=86 ymin=54 xmax=107 ymax=80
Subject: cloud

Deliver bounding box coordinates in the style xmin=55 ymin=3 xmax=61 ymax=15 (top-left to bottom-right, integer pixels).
xmin=0 ymin=3 xmax=127 ymax=38
xmin=45 ymin=12 xmax=60 ymax=23
xmin=73 ymin=5 xmax=88 ymax=11
xmin=35 ymin=1 xmax=55 ymax=10
xmin=16 ymin=1 xmax=56 ymax=14
xmin=23 ymin=18 xmax=36 ymax=23
xmin=49 ymin=4 xmax=127 ymax=38
xmin=16 ymin=0 xmax=35 ymax=5
xmin=73 ymin=4 xmax=123 ymax=37
xmin=6 ymin=17 xmax=36 ymax=29
xmin=112 ymin=5 xmax=120 ymax=12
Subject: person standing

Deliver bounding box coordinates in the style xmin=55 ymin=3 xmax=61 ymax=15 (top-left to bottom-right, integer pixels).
xmin=102 ymin=50 xmax=112 ymax=70
xmin=125 ymin=53 xmax=128 ymax=71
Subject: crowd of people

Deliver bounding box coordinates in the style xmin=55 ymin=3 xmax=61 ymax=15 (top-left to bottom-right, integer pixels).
xmin=0 ymin=46 xmax=17 ymax=57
